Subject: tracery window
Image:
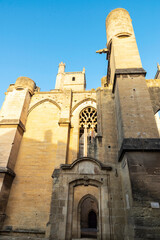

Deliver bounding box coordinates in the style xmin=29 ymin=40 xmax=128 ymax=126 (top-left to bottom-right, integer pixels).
xmin=79 ymin=107 xmax=97 ymax=157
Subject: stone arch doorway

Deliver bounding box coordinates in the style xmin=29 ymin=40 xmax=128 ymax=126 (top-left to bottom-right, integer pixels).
xmin=79 ymin=194 xmax=98 ymax=239
xmin=49 ymin=158 xmax=113 ymax=240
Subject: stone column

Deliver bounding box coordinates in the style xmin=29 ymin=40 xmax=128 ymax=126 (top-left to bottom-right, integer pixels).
xmin=84 ymin=126 xmax=88 ymax=157
xmin=55 ymin=89 xmax=72 ymax=165
xmin=56 ymin=121 xmax=70 ymax=165
xmin=0 ymin=77 xmax=36 ymax=228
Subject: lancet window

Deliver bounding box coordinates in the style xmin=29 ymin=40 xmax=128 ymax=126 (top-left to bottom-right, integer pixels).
xmin=155 ymin=110 xmax=160 ymax=136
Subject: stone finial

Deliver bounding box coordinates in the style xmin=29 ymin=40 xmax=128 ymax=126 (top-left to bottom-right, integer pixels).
xmin=157 ymin=63 xmax=160 ymax=71
xmin=82 ymin=67 xmax=85 ymax=73
xmin=58 ymin=62 xmax=66 ymax=73
xmin=101 ymin=76 xmax=107 ymax=87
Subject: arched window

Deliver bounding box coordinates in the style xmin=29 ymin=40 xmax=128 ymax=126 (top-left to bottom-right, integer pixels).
xmin=155 ymin=110 xmax=160 ymax=136
xmin=79 ymin=107 xmax=97 ymax=157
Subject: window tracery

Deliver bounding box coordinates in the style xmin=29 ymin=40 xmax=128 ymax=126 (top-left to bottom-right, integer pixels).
xmin=79 ymin=107 xmax=97 ymax=132
xmin=79 ymin=107 xmax=97 ymax=157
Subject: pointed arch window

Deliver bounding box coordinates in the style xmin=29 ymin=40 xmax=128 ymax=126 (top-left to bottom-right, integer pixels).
xmin=155 ymin=110 xmax=160 ymax=136
xmin=79 ymin=107 xmax=97 ymax=157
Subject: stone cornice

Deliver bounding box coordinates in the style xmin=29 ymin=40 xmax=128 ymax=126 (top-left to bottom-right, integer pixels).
xmin=118 ymin=138 xmax=160 ymax=162
xmin=0 ymin=119 xmax=25 ymax=132
xmin=112 ymin=68 xmax=146 ymax=93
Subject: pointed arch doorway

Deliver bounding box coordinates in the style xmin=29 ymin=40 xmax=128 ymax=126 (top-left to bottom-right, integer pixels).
xmin=49 ymin=157 xmax=113 ymax=240
xmin=79 ymin=194 xmax=98 ymax=239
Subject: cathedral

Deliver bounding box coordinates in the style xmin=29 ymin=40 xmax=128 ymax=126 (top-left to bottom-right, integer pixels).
xmin=0 ymin=8 xmax=160 ymax=240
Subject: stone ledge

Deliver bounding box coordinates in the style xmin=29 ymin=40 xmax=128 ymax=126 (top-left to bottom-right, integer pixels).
xmin=0 ymin=119 xmax=25 ymax=132
xmin=0 ymin=228 xmax=45 ymax=239
xmin=118 ymin=138 xmax=160 ymax=162
xmin=0 ymin=167 xmax=16 ymax=177
xmin=0 ymin=229 xmax=45 ymax=234
xmin=58 ymin=118 xmax=70 ymax=126
xmin=0 ymin=236 xmax=47 ymax=240
xmin=112 ymin=67 xmax=146 ymax=93
xmin=115 ymin=68 xmax=146 ymax=75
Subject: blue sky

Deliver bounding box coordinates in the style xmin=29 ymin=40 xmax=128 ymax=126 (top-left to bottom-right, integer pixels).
xmin=0 ymin=0 xmax=160 ymax=108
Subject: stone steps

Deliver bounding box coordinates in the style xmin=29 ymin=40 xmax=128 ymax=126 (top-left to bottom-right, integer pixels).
xmin=0 ymin=235 xmax=97 ymax=240
xmin=0 ymin=236 xmax=48 ymax=240
xmin=0 ymin=237 xmax=97 ymax=240
xmin=72 ymin=239 xmax=96 ymax=240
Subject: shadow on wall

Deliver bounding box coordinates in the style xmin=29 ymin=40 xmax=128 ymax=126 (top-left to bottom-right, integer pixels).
xmin=0 ymin=129 xmax=76 ymax=237
xmin=127 ymin=152 xmax=160 ymax=202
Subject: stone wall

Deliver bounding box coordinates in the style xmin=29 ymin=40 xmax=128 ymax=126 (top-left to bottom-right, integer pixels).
xmin=146 ymin=79 xmax=160 ymax=114
xmin=121 ymin=152 xmax=160 ymax=239
xmin=2 ymin=100 xmax=60 ymax=235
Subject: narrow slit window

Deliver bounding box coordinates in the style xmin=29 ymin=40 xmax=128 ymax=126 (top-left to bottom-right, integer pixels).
xmin=72 ymin=77 xmax=75 ymax=81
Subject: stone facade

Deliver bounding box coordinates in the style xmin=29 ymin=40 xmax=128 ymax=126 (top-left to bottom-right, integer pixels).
xmin=0 ymin=8 xmax=160 ymax=240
